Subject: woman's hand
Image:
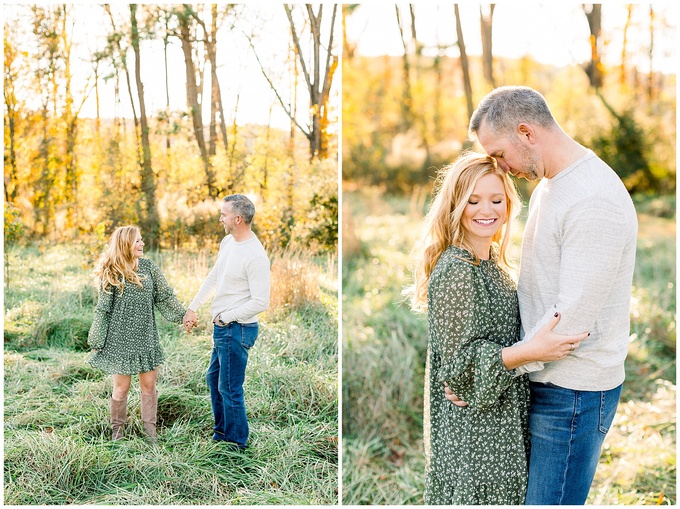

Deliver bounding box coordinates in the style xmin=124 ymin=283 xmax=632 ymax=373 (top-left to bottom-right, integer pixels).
xmin=443 ymin=382 xmax=468 ymax=407
xmin=527 ymin=312 xmax=588 ymax=362
xmin=502 ymin=312 xmax=589 ymax=370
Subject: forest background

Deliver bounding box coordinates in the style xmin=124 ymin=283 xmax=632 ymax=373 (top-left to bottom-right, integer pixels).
xmin=4 ymin=4 xmax=338 ymax=504
xmin=342 ymin=3 xmax=676 ymax=505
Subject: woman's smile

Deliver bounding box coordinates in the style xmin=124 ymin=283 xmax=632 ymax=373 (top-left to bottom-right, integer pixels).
xmin=473 ymin=218 xmax=498 ymax=226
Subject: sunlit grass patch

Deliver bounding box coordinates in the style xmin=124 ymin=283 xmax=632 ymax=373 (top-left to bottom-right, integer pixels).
xmin=589 ymin=379 xmax=676 ymax=505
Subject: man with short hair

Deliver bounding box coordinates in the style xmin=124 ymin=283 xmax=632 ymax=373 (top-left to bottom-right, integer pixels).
xmin=183 ymin=194 xmax=270 ymax=449
xmin=447 ymin=86 xmax=637 ymax=504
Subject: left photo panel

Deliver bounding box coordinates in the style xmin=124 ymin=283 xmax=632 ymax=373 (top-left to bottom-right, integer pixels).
xmin=3 ymin=4 xmax=339 ymax=505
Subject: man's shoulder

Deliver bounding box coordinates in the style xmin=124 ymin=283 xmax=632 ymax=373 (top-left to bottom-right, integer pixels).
xmin=549 ymin=153 xmax=633 ymax=210
xmin=224 ymin=234 xmax=269 ymax=259
xmin=242 ymin=234 xmax=267 ymax=250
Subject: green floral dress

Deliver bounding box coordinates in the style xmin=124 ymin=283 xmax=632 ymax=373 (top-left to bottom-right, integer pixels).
xmin=88 ymin=258 xmax=186 ymax=375
xmin=424 ymin=245 xmax=530 ymax=505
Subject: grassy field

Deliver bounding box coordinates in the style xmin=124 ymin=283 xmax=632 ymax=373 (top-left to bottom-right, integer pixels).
xmin=4 ymin=244 xmax=338 ymax=505
xmin=342 ymin=187 xmax=676 ymax=505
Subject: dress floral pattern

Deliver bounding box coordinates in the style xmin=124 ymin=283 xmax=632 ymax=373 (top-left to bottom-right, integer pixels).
xmin=424 ymin=245 xmax=530 ymax=505
xmin=88 ymin=258 xmax=186 ymax=375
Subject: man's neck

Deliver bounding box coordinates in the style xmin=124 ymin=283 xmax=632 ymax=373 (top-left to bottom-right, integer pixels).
xmin=231 ymin=228 xmax=255 ymax=243
xmin=544 ymin=132 xmax=588 ymax=179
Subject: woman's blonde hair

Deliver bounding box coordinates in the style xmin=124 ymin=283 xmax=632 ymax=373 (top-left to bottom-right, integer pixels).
xmin=95 ymin=225 xmax=145 ymax=293
xmin=409 ymin=151 xmax=521 ymax=312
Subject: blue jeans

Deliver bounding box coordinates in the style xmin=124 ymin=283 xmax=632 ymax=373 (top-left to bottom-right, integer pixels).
xmin=206 ymin=321 xmax=258 ymax=448
xmin=525 ymin=381 xmax=622 ymax=505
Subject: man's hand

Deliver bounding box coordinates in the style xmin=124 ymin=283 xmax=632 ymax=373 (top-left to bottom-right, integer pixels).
xmin=443 ymin=382 xmax=468 ymax=407
xmin=183 ymin=309 xmax=198 ymax=333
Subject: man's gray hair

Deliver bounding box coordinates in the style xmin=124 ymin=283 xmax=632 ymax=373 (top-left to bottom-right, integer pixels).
xmin=469 ymin=86 xmax=557 ymax=139
xmin=224 ymin=194 xmax=255 ymax=224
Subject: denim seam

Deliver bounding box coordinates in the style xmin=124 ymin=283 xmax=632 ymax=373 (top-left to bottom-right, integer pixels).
xmin=225 ymin=335 xmax=238 ymax=427
xmin=598 ymin=391 xmax=608 ymax=434
xmin=559 ymin=390 xmax=579 ymax=505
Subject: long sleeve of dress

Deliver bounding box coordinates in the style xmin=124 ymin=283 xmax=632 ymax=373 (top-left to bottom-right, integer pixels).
xmin=88 ymin=283 xmax=114 ymax=350
xmin=148 ymin=260 xmax=186 ymax=324
xmin=428 ymin=256 xmax=517 ymax=410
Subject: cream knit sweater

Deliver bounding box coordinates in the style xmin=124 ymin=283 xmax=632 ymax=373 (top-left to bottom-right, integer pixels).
xmin=518 ymin=150 xmax=638 ymax=391
xmin=189 ymin=234 xmax=270 ymax=325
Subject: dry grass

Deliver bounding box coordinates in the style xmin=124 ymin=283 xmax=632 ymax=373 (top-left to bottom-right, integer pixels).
xmin=269 ymin=247 xmax=337 ymax=314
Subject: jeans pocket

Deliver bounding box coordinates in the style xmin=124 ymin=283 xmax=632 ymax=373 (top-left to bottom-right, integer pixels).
xmin=240 ymin=323 xmax=259 ymax=349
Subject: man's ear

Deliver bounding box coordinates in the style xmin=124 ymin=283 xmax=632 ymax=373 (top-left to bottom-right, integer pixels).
xmin=517 ymin=123 xmax=536 ymax=144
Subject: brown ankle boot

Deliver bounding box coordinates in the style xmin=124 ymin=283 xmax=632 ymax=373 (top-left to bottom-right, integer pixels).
xmin=141 ymin=391 xmax=158 ymax=444
xmin=110 ymin=396 xmax=127 ymax=441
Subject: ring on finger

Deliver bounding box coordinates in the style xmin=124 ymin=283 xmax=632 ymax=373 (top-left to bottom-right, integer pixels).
xmin=570 ymin=343 xmax=575 ymax=351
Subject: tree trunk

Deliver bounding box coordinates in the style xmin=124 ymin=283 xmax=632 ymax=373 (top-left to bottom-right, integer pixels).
xmin=130 ymin=4 xmax=160 ymax=249
xmin=480 ymin=4 xmax=496 ymax=88
xmin=176 ymin=7 xmax=217 ymax=197
xmin=620 ymin=4 xmax=633 ymax=86
xmin=342 ymin=4 xmax=357 ymax=61
xmin=104 ymin=5 xmax=139 ymax=130
xmin=31 ymin=5 xmax=63 ymax=239
xmin=35 ymin=99 xmax=56 ymax=238
xmin=4 ymin=96 xmax=18 ymax=202
xmin=204 ymin=4 xmax=229 ymax=158
xmin=409 ymin=5 xmax=422 ymax=57
xmin=164 ymin=12 xmax=171 ymax=150
xmin=455 ymin=4 xmax=474 ymax=120
xmin=395 ymin=5 xmax=415 ymax=129
xmin=93 ymin=55 xmax=101 ymax=136
xmin=261 ymin=102 xmax=273 ymax=199
xmin=208 ymin=51 xmax=217 ymax=158
xmin=285 ymin=4 xmax=338 ymax=160
xmin=647 ymin=5 xmax=655 ymax=103
xmin=61 ymin=8 xmax=79 ymax=234
xmin=317 ymin=5 xmax=338 ymax=160
xmin=3 ymin=37 xmax=19 ymax=202
xmin=583 ymin=4 xmax=604 ymax=89
xmin=228 ymin=92 xmax=240 ymax=184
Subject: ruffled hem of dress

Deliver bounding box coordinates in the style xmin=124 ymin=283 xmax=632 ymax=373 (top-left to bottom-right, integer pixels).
xmin=425 ymin=473 xmax=527 ymax=505
xmin=88 ymin=345 xmax=165 ymax=375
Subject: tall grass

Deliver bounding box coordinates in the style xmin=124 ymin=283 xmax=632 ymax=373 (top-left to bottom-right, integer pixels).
xmin=342 ymin=188 xmax=676 ymax=505
xmin=4 ymin=244 xmax=338 ymax=505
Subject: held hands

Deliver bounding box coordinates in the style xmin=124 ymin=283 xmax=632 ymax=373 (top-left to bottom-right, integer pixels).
xmin=183 ymin=309 xmax=198 ymax=333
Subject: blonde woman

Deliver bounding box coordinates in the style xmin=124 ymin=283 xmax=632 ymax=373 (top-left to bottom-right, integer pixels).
xmin=409 ymin=152 xmax=587 ymax=504
xmin=88 ymin=226 xmax=187 ymax=443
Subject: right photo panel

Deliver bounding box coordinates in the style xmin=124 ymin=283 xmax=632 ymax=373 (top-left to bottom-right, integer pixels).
xmin=341 ymin=4 xmax=676 ymax=505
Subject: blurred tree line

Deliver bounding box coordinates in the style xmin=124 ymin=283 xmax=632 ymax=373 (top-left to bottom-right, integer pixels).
xmin=342 ymin=4 xmax=676 ymax=199
xmin=4 ymin=4 xmax=338 ymax=254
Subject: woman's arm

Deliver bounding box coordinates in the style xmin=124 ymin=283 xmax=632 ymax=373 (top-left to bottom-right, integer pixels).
xmin=147 ymin=260 xmax=186 ymax=324
xmin=429 ymin=257 xmax=516 ymax=410
xmin=88 ymin=282 xmax=114 ymax=350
